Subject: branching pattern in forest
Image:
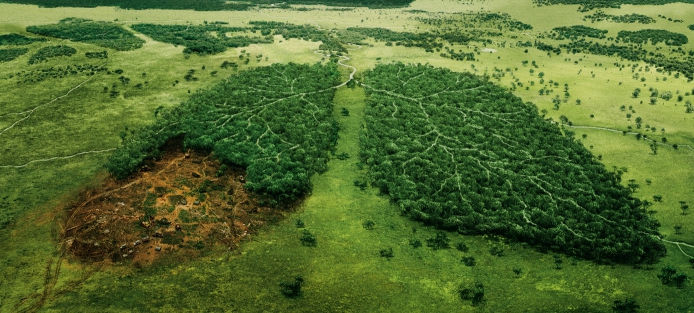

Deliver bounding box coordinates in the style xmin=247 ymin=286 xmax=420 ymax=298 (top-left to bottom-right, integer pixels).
xmin=360 ymin=63 xmax=665 ymax=264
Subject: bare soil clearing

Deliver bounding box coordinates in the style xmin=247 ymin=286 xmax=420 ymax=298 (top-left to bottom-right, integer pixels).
xmin=62 ymin=139 xmax=287 ymax=266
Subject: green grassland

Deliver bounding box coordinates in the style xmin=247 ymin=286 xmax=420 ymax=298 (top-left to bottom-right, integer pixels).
xmin=1 ymin=0 xmax=694 ymax=312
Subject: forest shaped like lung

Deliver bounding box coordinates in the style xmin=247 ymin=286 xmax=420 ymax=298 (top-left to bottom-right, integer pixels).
xmin=107 ymin=62 xmax=341 ymax=205
xmin=360 ymin=63 xmax=666 ymax=264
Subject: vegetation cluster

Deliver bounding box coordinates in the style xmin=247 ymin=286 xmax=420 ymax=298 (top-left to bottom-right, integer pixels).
xmin=0 ymin=47 xmax=29 ymax=62
xmin=616 ymin=29 xmax=689 ymax=46
xmin=27 ymin=45 xmax=76 ymax=64
xmin=0 ymin=33 xmax=47 ymax=45
xmin=360 ymin=63 xmax=665 ymax=264
xmin=130 ymin=23 xmax=271 ymax=55
xmin=548 ymin=25 xmax=608 ymax=40
xmin=534 ymin=0 xmax=694 ymax=11
xmin=8 ymin=63 xmax=107 ymax=84
xmin=583 ymin=10 xmax=655 ymax=24
xmin=107 ymin=62 xmax=341 ymax=205
xmin=26 ymin=18 xmax=144 ymax=51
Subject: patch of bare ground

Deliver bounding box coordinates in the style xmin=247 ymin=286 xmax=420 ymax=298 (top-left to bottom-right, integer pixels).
xmin=62 ymin=139 xmax=289 ymax=266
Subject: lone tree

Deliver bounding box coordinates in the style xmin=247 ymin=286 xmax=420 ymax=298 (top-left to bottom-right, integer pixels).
xmin=680 ymin=201 xmax=689 ymax=215
xmin=612 ymin=298 xmax=640 ymax=313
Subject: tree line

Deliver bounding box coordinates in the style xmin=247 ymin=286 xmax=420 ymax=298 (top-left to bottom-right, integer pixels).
xmin=616 ymin=29 xmax=689 ymax=46
xmin=583 ymin=10 xmax=655 ymax=24
xmin=26 ymin=18 xmax=144 ymax=51
xmin=0 ymin=48 xmax=28 ymax=62
xmin=534 ymin=0 xmax=694 ymax=12
xmin=360 ymin=63 xmax=666 ymax=264
xmin=107 ymin=62 xmax=341 ymax=206
xmin=0 ymin=33 xmax=46 ymax=46
xmin=27 ymin=45 xmax=76 ymax=64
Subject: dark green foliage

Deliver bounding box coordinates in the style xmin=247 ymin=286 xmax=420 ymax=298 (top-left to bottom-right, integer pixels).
xmin=0 ymin=33 xmax=46 ymax=45
xmin=379 ymin=247 xmax=394 ymax=259
xmin=300 ymin=229 xmax=317 ymax=246
xmin=612 ymin=298 xmax=640 ymax=313
xmin=85 ymin=51 xmax=108 ymax=59
xmin=584 ymin=11 xmax=655 ymax=24
xmin=689 ymin=24 xmax=694 ymax=31
xmin=28 ymin=45 xmax=76 ymax=64
xmin=26 ymin=18 xmax=144 ymax=51
xmin=657 ymin=266 xmax=677 ymax=284
xmin=248 ymin=21 xmax=347 ymax=54
xmin=131 ymin=24 xmax=272 ymax=55
xmin=361 ymin=63 xmax=665 ymax=264
xmin=106 ymin=63 xmax=340 ymax=205
xmin=295 ymin=219 xmax=305 ymax=228
xmin=347 ymin=27 xmax=446 ymax=53
xmin=455 ymin=242 xmax=469 ymax=252
xmin=461 ymin=256 xmax=476 ymax=266
xmin=534 ymin=0 xmax=694 ymax=11
xmin=673 ymin=273 xmax=688 ymax=288
xmin=490 ymin=246 xmax=504 ymax=257
xmin=0 ymin=48 xmax=28 ymax=62
xmin=409 ymin=239 xmax=422 ymax=248
xmin=535 ymin=41 xmax=562 ymax=54
xmin=549 ymin=25 xmax=608 ymax=39
xmin=617 ymin=29 xmax=688 ymax=46
xmin=426 ymin=232 xmax=450 ymax=250
xmin=362 ymin=220 xmax=375 ymax=230
xmin=458 ymin=282 xmax=485 ymax=306
xmin=513 ymin=268 xmax=522 ymax=277
xmin=279 ymin=276 xmax=304 ymax=298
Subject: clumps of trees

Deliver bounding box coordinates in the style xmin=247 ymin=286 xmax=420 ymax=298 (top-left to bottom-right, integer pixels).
xmin=27 ymin=45 xmax=76 ymax=64
xmin=26 ymin=18 xmax=144 ymax=51
xmin=534 ymin=0 xmax=694 ymax=12
xmin=131 ymin=23 xmax=272 ymax=55
xmin=0 ymin=48 xmax=29 ymax=63
xmin=248 ymin=21 xmax=347 ymax=54
xmin=107 ymin=63 xmax=341 ymax=206
xmin=549 ymin=25 xmax=608 ymax=40
xmin=458 ymin=282 xmax=485 ymax=306
xmin=347 ymin=27 xmax=445 ymax=53
xmin=85 ymin=51 xmax=108 ymax=59
xmin=658 ymin=266 xmax=688 ymax=288
xmin=11 ymin=63 xmax=107 ymax=84
xmin=279 ymin=276 xmax=304 ymax=297
xmin=0 ymin=33 xmax=46 ymax=46
xmin=616 ymin=29 xmax=689 ymax=46
xmin=360 ymin=63 xmax=666 ymax=265
xmin=584 ymin=10 xmax=655 ymax=24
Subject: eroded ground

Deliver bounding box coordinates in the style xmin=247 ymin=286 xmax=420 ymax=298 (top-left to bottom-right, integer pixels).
xmin=63 ymin=139 xmax=286 ymax=266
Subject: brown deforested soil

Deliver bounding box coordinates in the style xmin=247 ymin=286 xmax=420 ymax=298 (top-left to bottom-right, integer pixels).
xmin=62 ymin=142 xmax=286 ymax=266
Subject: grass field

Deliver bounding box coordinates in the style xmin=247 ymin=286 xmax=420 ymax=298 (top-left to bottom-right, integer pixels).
xmin=1 ymin=0 xmax=694 ymax=311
